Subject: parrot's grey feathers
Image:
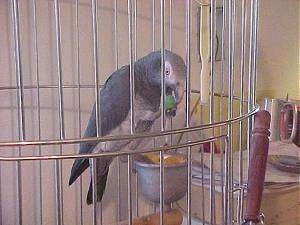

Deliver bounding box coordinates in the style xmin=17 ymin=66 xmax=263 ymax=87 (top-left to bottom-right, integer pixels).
xmin=69 ymin=159 xmax=89 ymax=185
xmin=100 ymin=65 xmax=131 ymax=136
xmin=69 ymin=66 xmax=131 ymax=185
xmin=68 ymin=50 xmax=187 ymax=204
xmin=86 ymin=157 xmax=112 ymax=204
xmin=86 ymin=170 xmax=108 ymax=205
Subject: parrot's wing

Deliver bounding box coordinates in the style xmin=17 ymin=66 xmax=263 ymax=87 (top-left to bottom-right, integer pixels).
xmin=69 ymin=65 xmax=131 ymax=186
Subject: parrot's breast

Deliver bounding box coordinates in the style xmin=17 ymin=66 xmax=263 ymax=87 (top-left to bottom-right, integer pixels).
xmin=94 ymin=94 xmax=160 ymax=154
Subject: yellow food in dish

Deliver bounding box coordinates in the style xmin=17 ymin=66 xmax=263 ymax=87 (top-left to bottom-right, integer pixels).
xmin=143 ymin=153 xmax=185 ymax=165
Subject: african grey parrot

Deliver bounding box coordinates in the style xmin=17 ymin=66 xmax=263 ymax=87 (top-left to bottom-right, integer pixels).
xmin=68 ymin=50 xmax=186 ymax=204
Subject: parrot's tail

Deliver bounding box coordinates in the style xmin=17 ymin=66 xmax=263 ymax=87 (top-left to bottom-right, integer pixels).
xmin=86 ymin=169 xmax=109 ymax=205
xmin=69 ymin=158 xmax=89 ymax=185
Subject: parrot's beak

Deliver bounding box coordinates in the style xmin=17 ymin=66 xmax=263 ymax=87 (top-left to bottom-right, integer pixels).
xmin=166 ymin=105 xmax=177 ymax=117
xmin=165 ymin=82 xmax=184 ymax=118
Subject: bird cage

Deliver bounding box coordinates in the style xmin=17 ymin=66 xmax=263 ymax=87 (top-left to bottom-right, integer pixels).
xmin=0 ymin=0 xmax=269 ymax=225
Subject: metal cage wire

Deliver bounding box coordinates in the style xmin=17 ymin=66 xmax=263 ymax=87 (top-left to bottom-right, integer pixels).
xmin=0 ymin=0 xmax=260 ymax=225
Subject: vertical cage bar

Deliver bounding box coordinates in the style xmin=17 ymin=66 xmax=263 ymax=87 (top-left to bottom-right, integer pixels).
xmin=75 ymin=0 xmax=84 ymax=224
xmin=232 ymin=1 xmax=237 ymax=224
xmin=127 ymin=155 xmax=132 ymax=225
xmin=231 ymin=0 xmax=237 ymax=223
xmin=54 ymin=0 xmax=65 ymax=140
xmin=11 ymin=0 xmax=25 ymax=141
xmin=114 ymin=0 xmax=119 ymax=69
xmin=159 ymin=1 xmax=166 ymax=224
xmin=168 ymin=0 xmax=173 ymax=146
xmin=185 ymin=0 xmax=191 ymax=224
xmin=117 ymin=157 xmax=121 ymax=221
xmin=128 ymin=0 xmax=135 ymax=136
xmin=218 ymin=6 xmax=225 ymax=223
xmin=220 ymin=1 xmax=227 ymax=223
xmin=160 ymin=0 xmax=166 ymax=131
xmin=159 ymin=150 xmax=165 ymax=225
xmin=54 ymin=159 xmax=63 ymax=225
xmin=11 ymin=0 xmax=24 ymax=224
xmin=218 ymin=4 xmax=226 ymax=224
xmin=247 ymin=0 xmax=259 ymax=187
xmin=220 ymin=138 xmax=225 ymax=225
xmin=113 ymin=0 xmax=121 ymax=222
xmin=91 ymin=0 xmax=101 ymax=222
xmin=53 ymin=1 xmax=64 ymax=224
xmin=151 ymin=0 xmax=156 ymax=153
xmin=247 ymin=0 xmax=255 ymax=172
xmin=220 ymin=0 xmax=228 ymax=224
xmin=91 ymin=158 xmax=97 ymax=225
xmin=32 ymin=0 xmax=43 ymax=223
xmin=224 ymin=136 xmax=229 ymax=224
xmin=209 ymin=0 xmax=217 ymax=224
xmin=91 ymin=0 xmax=100 ymax=137
xmin=237 ymin=0 xmax=247 ymax=223
xmin=226 ymin=0 xmax=235 ymax=223
xmin=128 ymin=0 xmax=134 ymax=223
xmin=152 ymin=0 xmax=155 ymax=50
xmin=133 ymin=0 xmax=137 ymax=61
xmin=252 ymin=0 xmax=259 ymax=107
xmin=169 ymin=0 xmax=172 ymax=51
xmin=247 ymin=0 xmax=253 ymax=170
xmin=16 ymin=157 xmax=22 ymax=225
xmin=133 ymin=0 xmax=139 ymax=217
xmin=200 ymin=143 xmax=205 ymax=225
xmin=187 ymin=145 xmax=192 ymax=225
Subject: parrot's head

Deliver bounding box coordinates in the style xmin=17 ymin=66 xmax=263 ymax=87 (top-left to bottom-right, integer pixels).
xmin=163 ymin=51 xmax=186 ymax=117
xmin=137 ymin=50 xmax=186 ymax=117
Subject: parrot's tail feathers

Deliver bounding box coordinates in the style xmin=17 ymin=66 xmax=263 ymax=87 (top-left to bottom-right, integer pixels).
xmin=86 ymin=169 xmax=109 ymax=205
xmin=69 ymin=158 xmax=90 ymax=185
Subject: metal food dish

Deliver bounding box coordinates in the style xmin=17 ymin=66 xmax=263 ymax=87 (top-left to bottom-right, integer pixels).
xmin=134 ymin=153 xmax=188 ymax=204
xmin=268 ymin=155 xmax=300 ymax=174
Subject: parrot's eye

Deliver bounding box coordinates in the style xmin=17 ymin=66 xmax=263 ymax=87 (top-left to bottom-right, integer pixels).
xmin=165 ymin=68 xmax=170 ymax=76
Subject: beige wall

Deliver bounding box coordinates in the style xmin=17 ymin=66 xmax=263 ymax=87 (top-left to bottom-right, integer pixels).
xmin=257 ymin=0 xmax=300 ymax=100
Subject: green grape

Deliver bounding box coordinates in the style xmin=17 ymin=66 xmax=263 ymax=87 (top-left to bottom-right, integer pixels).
xmin=165 ymin=95 xmax=176 ymax=110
